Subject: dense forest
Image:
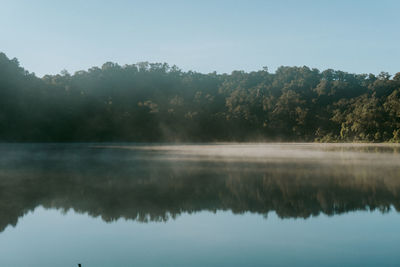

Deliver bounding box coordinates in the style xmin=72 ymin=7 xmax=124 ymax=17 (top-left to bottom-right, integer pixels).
xmin=1 ymin=52 xmax=400 ymax=142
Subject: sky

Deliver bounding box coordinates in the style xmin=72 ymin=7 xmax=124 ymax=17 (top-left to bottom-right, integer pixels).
xmin=1 ymin=0 xmax=399 ymax=77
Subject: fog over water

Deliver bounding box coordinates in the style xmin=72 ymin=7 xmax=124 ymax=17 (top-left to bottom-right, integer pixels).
xmin=0 ymin=143 xmax=400 ymax=266
xmin=93 ymin=143 xmax=400 ymax=164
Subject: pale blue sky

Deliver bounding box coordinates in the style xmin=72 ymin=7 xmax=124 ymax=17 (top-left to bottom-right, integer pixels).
xmin=1 ymin=0 xmax=399 ymax=77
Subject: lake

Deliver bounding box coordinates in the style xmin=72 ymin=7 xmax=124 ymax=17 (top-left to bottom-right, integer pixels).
xmin=0 ymin=143 xmax=399 ymax=266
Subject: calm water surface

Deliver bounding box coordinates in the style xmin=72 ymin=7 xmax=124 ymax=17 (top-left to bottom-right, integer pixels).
xmin=0 ymin=143 xmax=399 ymax=266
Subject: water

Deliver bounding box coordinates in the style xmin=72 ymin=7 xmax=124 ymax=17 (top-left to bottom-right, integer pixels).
xmin=0 ymin=143 xmax=399 ymax=266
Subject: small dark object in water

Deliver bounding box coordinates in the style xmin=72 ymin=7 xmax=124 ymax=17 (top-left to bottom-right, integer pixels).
xmin=78 ymin=264 xmax=81 ymax=267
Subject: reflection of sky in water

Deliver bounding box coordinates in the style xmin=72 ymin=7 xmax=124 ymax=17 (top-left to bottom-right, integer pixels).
xmin=1 ymin=143 xmax=400 ymax=266
xmin=0 ymin=207 xmax=399 ymax=267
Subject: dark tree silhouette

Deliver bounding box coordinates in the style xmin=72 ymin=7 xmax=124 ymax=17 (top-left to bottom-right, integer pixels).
xmin=0 ymin=52 xmax=399 ymax=142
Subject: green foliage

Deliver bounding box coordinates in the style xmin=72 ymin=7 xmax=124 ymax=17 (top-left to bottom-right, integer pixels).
xmin=0 ymin=52 xmax=399 ymax=142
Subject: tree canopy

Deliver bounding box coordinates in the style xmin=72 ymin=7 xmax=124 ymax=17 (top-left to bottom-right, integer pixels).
xmin=1 ymin=52 xmax=399 ymax=142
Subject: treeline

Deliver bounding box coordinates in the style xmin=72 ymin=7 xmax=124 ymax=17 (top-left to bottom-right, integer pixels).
xmin=1 ymin=52 xmax=400 ymax=142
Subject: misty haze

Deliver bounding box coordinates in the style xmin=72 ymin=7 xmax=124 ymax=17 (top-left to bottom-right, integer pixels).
xmin=1 ymin=1 xmax=400 ymax=267
xmin=1 ymin=143 xmax=400 ymax=266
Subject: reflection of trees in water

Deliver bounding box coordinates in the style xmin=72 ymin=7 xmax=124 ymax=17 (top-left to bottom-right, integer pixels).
xmin=0 ymin=145 xmax=399 ymax=232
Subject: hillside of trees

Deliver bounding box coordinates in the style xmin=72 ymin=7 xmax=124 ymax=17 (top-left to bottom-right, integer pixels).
xmin=1 ymin=52 xmax=400 ymax=142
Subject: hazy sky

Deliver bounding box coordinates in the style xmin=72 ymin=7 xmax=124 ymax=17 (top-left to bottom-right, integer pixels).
xmin=1 ymin=0 xmax=399 ymax=77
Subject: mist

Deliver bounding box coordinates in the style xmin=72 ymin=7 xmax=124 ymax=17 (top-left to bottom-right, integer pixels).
xmin=1 ymin=52 xmax=400 ymax=142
